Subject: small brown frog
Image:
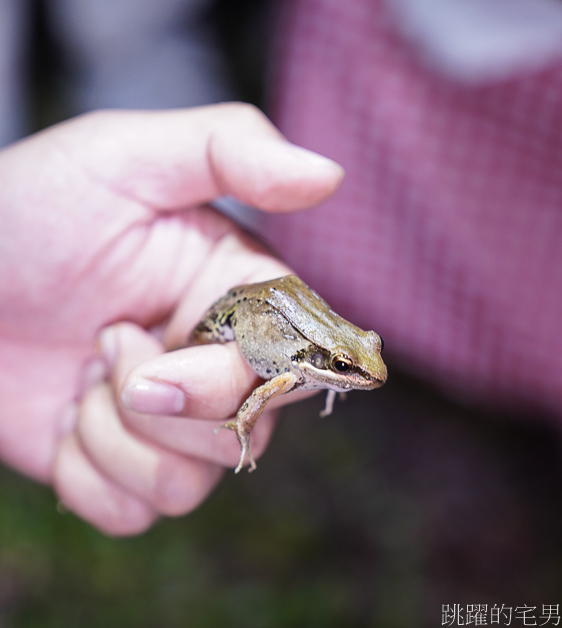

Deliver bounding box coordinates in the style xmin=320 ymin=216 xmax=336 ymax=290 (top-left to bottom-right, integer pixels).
xmin=190 ymin=275 xmax=387 ymax=473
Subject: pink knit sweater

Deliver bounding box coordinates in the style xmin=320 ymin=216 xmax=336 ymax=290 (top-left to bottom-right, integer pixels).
xmin=262 ymin=0 xmax=562 ymax=419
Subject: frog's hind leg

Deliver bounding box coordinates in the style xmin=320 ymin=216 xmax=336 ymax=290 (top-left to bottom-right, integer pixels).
xmin=216 ymin=371 xmax=299 ymax=473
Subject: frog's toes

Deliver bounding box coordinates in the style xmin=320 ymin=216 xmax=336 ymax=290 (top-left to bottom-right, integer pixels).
xmin=247 ymin=450 xmax=257 ymax=473
xmin=234 ymin=435 xmax=257 ymax=474
xmin=213 ymin=420 xmax=238 ymax=435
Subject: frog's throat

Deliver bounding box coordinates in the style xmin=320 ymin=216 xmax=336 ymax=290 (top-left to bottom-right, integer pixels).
xmin=296 ymin=362 xmax=386 ymax=390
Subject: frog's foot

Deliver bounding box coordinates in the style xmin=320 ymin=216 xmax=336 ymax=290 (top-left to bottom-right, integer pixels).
xmin=320 ymin=390 xmax=337 ymax=417
xmin=234 ymin=435 xmax=257 ymax=474
xmin=319 ymin=390 xmax=348 ymax=417
xmin=212 ymin=420 xmax=256 ymax=472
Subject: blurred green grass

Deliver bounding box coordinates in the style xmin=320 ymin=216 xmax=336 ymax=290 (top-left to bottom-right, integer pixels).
xmin=0 ymin=395 xmax=394 ymax=628
xmin=0 ymin=458 xmax=363 ymax=628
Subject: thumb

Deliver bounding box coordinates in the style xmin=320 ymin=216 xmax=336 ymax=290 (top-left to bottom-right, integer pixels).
xmin=55 ymin=103 xmax=344 ymax=213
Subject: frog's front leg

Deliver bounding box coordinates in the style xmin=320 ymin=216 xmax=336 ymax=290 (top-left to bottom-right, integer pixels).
xmin=319 ymin=390 xmax=348 ymax=417
xmin=218 ymin=371 xmax=299 ymax=473
xmin=320 ymin=390 xmax=337 ymax=417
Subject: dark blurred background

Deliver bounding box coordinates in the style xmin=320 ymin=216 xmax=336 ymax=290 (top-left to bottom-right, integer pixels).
xmin=2 ymin=0 xmax=562 ymax=626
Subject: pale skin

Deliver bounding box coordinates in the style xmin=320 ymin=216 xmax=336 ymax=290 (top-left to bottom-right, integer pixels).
xmin=0 ymin=103 xmax=344 ymax=536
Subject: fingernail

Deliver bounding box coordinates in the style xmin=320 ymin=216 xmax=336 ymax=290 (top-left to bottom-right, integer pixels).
xmin=121 ymin=378 xmax=185 ymax=415
xmin=97 ymin=326 xmax=118 ymax=368
xmin=289 ymin=145 xmax=344 ymax=175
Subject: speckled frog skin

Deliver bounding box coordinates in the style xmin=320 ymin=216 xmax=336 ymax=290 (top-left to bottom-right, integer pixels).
xmin=190 ymin=275 xmax=387 ymax=472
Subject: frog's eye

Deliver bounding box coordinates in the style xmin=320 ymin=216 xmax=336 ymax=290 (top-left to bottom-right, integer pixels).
xmin=380 ymin=336 xmax=384 ymax=353
xmin=332 ymin=355 xmax=353 ymax=373
xmin=310 ymin=352 xmax=326 ymax=369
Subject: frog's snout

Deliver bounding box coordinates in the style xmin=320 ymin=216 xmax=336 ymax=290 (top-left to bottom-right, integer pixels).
xmin=370 ymin=354 xmax=388 ymax=388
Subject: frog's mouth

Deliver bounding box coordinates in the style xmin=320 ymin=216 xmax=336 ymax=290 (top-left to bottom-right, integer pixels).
xmin=346 ymin=368 xmax=387 ymax=390
xmin=298 ymin=362 xmax=387 ymax=390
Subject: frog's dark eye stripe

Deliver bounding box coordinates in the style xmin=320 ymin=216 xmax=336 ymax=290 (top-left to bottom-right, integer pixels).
xmin=332 ymin=355 xmax=353 ymax=373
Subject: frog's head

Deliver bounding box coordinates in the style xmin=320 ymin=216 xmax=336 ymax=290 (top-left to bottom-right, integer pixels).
xmin=299 ymin=331 xmax=387 ymax=391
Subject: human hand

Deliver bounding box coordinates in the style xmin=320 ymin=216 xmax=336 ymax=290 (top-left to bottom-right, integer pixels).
xmin=0 ymin=103 xmax=343 ymax=535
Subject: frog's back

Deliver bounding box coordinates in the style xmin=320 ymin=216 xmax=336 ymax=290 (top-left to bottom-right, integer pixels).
xmin=263 ymin=275 xmax=373 ymax=354
xmin=191 ymin=275 xmax=380 ymax=362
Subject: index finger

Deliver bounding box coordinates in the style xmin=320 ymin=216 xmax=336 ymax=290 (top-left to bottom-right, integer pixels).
xmin=119 ymin=338 xmax=318 ymax=421
xmin=121 ymin=342 xmax=257 ymax=421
